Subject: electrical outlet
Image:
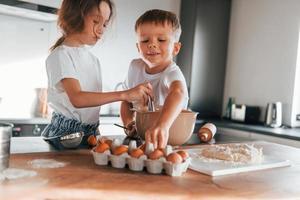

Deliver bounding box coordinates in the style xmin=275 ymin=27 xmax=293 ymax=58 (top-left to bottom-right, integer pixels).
xmin=296 ymin=114 xmax=300 ymax=121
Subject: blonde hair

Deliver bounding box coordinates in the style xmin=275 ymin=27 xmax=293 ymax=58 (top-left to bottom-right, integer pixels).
xmin=50 ymin=0 xmax=114 ymax=51
xmin=135 ymin=9 xmax=182 ymax=42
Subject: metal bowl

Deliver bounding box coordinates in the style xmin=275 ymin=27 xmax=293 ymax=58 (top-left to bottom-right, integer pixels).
xmin=0 ymin=123 xmax=13 ymax=172
xmin=60 ymin=132 xmax=84 ymax=149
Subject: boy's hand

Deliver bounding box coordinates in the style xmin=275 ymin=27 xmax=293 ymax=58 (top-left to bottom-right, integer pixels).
xmin=145 ymin=124 xmax=169 ymax=149
xmin=125 ymin=121 xmax=136 ymax=136
xmin=126 ymin=82 xmax=153 ymax=104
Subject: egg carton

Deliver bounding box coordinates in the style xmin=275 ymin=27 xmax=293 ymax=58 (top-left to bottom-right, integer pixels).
xmin=91 ymin=149 xmax=111 ymax=165
xmin=91 ymin=139 xmax=190 ymax=176
xmin=140 ymin=141 xmax=191 ymax=176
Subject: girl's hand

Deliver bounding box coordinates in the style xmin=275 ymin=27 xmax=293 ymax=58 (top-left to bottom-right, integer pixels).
xmin=145 ymin=124 xmax=169 ymax=149
xmin=126 ymin=82 xmax=153 ymax=104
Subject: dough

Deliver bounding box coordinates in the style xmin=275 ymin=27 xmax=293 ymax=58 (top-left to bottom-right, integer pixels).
xmin=201 ymin=143 xmax=263 ymax=164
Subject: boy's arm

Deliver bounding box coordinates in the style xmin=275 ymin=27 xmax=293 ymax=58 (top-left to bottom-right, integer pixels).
xmin=145 ymin=80 xmax=186 ymax=148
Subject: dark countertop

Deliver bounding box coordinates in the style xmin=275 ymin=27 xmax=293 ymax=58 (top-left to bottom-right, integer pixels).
xmin=11 ymin=133 xmax=254 ymax=154
xmin=3 ymin=116 xmax=300 ymax=143
xmin=0 ymin=116 xmax=122 ymax=125
xmin=195 ymin=119 xmax=300 ymax=141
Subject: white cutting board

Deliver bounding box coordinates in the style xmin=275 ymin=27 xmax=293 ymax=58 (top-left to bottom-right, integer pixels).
xmin=186 ymin=146 xmax=291 ymax=177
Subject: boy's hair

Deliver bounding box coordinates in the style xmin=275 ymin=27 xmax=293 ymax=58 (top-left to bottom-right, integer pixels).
xmin=50 ymin=0 xmax=114 ymax=51
xmin=135 ymin=9 xmax=182 ymax=42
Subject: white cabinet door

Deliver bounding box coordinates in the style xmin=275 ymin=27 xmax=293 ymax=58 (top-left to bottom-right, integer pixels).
xmin=0 ymin=15 xmax=51 ymax=65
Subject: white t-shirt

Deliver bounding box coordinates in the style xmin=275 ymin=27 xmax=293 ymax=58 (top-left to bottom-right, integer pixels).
xmin=123 ymin=58 xmax=189 ymax=109
xmin=46 ymin=45 xmax=102 ymax=124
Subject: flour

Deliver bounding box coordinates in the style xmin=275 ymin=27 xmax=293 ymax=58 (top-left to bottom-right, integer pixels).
xmin=0 ymin=168 xmax=37 ymax=181
xmin=28 ymin=159 xmax=67 ymax=169
xmin=193 ymin=143 xmax=263 ymax=165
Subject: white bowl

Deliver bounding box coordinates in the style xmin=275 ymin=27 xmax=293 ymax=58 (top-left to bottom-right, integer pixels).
xmin=135 ymin=110 xmax=198 ymax=146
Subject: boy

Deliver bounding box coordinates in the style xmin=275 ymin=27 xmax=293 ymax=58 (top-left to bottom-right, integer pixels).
xmin=121 ymin=9 xmax=188 ymax=149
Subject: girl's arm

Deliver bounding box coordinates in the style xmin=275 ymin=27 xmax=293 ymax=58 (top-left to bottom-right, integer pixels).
xmin=61 ymin=78 xmax=152 ymax=108
xmin=145 ymin=80 xmax=186 ymax=148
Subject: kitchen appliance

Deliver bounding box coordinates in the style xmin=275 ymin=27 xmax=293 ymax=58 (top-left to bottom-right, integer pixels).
xmin=265 ymin=102 xmax=282 ymax=128
xmin=0 ymin=123 xmax=13 ymax=172
xmin=231 ymin=104 xmax=261 ymax=124
xmin=11 ymin=123 xmax=47 ymax=137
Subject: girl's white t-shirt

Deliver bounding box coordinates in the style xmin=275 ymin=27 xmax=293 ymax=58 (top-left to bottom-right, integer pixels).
xmin=123 ymin=58 xmax=189 ymax=109
xmin=46 ymin=45 xmax=102 ymax=124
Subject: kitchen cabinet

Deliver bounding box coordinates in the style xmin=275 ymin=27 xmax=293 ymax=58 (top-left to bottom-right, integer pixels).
xmin=0 ymin=4 xmax=58 ymax=65
xmin=218 ymin=127 xmax=300 ymax=148
xmin=177 ymin=0 xmax=231 ymax=118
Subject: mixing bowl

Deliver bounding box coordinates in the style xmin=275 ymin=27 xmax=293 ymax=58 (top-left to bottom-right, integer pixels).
xmin=135 ymin=110 xmax=198 ymax=146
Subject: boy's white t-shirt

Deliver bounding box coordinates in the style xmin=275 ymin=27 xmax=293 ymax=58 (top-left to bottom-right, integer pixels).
xmin=123 ymin=58 xmax=189 ymax=109
xmin=46 ymin=45 xmax=102 ymax=124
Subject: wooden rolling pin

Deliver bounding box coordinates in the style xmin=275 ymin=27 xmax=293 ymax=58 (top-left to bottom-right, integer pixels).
xmin=198 ymin=123 xmax=217 ymax=142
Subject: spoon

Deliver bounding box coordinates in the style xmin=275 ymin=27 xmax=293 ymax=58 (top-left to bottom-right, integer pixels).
xmin=113 ymin=123 xmax=130 ymax=136
xmin=148 ymin=96 xmax=155 ymax=112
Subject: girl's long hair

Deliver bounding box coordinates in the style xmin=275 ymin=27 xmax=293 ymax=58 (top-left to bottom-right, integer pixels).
xmin=50 ymin=0 xmax=114 ymax=51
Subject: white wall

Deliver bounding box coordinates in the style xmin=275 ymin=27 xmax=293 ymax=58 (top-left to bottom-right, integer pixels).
xmin=0 ymin=0 xmax=181 ymax=118
xmin=292 ymin=35 xmax=300 ymax=127
xmin=223 ymin=0 xmax=300 ymax=127
xmin=0 ymin=5 xmax=58 ymax=118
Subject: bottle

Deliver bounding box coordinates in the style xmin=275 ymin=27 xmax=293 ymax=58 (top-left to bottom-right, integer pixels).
xmin=198 ymin=123 xmax=217 ymax=142
xmin=224 ymin=97 xmax=235 ymax=119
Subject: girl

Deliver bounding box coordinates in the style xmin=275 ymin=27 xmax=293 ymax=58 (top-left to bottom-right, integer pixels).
xmin=42 ymin=0 xmax=152 ymax=150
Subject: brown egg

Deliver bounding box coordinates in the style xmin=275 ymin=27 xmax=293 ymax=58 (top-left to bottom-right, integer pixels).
xmin=104 ymin=139 xmax=113 ymax=148
xmin=95 ymin=142 xmax=110 ymax=153
xmin=130 ymin=148 xmax=144 ymax=158
xmin=148 ymin=149 xmax=164 ymax=160
xmin=177 ymin=150 xmax=189 ymax=161
xmin=99 ymin=137 xmax=106 ymax=143
xmin=113 ymin=145 xmax=128 ymax=156
xmin=166 ymin=152 xmax=183 ymax=164
xmin=87 ymin=135 xmax=98 ymax=147
xmin=138 ymin=143 xmax=146 ymax=152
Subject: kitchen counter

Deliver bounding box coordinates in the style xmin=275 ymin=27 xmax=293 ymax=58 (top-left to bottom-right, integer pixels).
xmin=196 ymin=119 xmax=300 ymax=141
xmin=0 ymin=116 xmax=122 ymax=125
xmin=10 ymin=133 xmax=253 ymax=154
xmin=2 ymin=137 xmax=300 ymax=199
xmin=2 ymin=117 xmax=299 ymax=142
